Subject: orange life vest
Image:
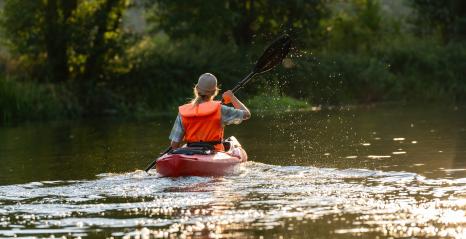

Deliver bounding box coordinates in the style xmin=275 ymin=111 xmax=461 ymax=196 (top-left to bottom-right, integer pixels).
xmin=179 ymin=101 xmax=224 ymax=151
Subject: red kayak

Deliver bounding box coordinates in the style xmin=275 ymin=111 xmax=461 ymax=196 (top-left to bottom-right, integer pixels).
xmin=156 ymin=136 xmax=247 ymax=177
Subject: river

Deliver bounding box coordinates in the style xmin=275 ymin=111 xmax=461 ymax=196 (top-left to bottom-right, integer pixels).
xmin=1 ymin=104 xmax=465 ymax=238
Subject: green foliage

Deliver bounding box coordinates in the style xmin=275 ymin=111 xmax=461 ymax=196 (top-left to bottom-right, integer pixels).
xmin=284 ymin=52 xmax=394 ymax=105
xmin=118 ymin=36 xmax=250 ymax=111
xmin=282 ymin=36 xmax=466 ymax=105
xmin=374 ymin=37 xmax=466 ymax=101
xmin=0 ymin=0 xmax=465 ymax=122
xmin=0 ymin=78 xmax=78 ymax=122
xmin=247 ymin=90 xmax=309 ymax=112
xmin=0 ymin=0 xmax=131 ymax=83
xmin=145 ymin=0 xmax=328 ymax=46
xmin=322 ymin=0 xmax=397 ymax=53
xmin=409 ymin=0 xmax=466 ymax=42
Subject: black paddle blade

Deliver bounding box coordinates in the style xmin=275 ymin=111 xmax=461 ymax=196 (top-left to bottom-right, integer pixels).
xmin=253 ymin=34 xmax=292 ymax=74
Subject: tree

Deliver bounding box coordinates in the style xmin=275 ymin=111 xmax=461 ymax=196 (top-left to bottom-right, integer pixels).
xmin=322 ymin=0 xmax=384 ymax=52
xmin=410 ymin=0 xmax=466 ymax=42
xmin=1 ymin=0 xmax=130 ymax=83
xmin=145 ymin=0 xmax=328 ymax=46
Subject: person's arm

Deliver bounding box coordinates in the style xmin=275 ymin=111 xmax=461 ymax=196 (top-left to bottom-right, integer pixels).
xmin=170 ymin=141 xmax=181 ymax=149
xmin=222 ymin=90 xmax=251 ymax=120
xmin=168 ymin=114 xmax=185 ymax=149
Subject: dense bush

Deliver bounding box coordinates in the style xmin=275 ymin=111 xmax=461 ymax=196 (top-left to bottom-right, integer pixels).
xmin=0 ymin=78 xmax=78 ymax=122
xmin=374 ymin=37 xmax=466 ymax=101
xmin=279 ymin=36 xmax=466 ymax=105
xmin=281 ymin=52 xmax=393 ymax=105
xmin=117 ymin=36 xmax=252 ymax=112
xmin=1 ymin=34 xmax=464 ymax=122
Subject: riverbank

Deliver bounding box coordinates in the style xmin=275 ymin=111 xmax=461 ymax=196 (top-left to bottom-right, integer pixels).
xmin=1 ymin=37 xmax=465 ymax=123
xmin=2 ymin=77 xmax=463 ymax=126
xmin=2 ymin=81 xmax=464 ymax=124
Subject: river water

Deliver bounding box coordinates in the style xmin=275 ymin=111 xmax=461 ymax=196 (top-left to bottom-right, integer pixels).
xmin=1 ymin=104 xmax=465 ymax=238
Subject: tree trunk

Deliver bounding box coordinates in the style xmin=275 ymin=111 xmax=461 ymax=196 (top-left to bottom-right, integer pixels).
xmin=43 ymin=0 xmax=78 ymax=83
xmin=82 ymin=0 xmax=123 ymax=82
xmin=232 ymin=0 xmax=255 ymax=46
xmin=44 ymin=0 xmax=69 ymax=83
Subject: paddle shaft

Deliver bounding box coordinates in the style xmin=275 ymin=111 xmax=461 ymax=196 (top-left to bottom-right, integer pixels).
xmin=144 ymin=146 xmax=171 ymax=172
xmin=231 ymin=71 xmax=256 ymax=94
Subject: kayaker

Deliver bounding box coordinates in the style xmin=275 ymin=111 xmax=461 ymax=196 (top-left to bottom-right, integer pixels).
xmin=169 ymin=73 xmax=251 ymax=151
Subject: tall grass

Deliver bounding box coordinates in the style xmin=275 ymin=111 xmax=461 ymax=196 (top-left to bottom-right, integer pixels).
xmin=0 ymin=78 xmax=78 ymax=122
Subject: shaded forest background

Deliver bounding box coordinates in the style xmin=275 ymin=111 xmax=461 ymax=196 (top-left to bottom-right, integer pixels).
xmin=0 ymin=0 xmax=465 ymax=122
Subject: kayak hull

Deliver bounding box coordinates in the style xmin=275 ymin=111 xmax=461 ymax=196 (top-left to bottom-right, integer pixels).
xmin=155 ymin=137 xmax=247 ymax=177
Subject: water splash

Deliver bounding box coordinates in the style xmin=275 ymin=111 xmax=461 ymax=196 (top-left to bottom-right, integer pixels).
xmin=1 ymin=163 xmax=466 ymax=238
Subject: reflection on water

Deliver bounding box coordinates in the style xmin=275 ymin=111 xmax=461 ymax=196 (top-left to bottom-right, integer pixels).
xmin=0 ymin=104 xmax=466 ymax=238
xmin=1 ymin=164 xmax=466 ymax=238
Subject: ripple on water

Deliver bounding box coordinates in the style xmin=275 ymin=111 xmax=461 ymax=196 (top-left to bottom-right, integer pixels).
xmin=1 ymin=162 xmax=466 ymax=238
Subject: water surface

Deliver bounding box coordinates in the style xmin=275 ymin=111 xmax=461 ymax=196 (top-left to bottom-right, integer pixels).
xmin=1 ymin=104 xmax=465 ymax=238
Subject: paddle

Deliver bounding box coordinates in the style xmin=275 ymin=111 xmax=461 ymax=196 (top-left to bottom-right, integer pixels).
xmin=231 ymin=34 xmax=291 ymax=94
xmin=144 ymin=146 xmax=171 ymax=172
xmin=144 ymin=34 xmax=291 ymax=173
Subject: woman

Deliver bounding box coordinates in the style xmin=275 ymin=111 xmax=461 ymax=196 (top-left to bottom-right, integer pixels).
xmin=169 ymin=73 xmax=251 ymax=151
